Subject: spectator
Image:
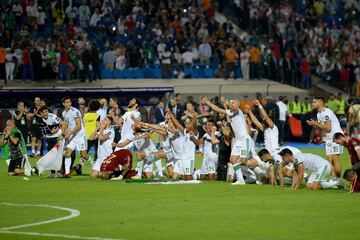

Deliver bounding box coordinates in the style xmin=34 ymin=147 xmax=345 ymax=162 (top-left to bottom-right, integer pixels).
xmin=89 ymin=8 xmax=103 ymax=28
xmin=79 ymin=0 xmax=91 ymax=28
xmin=161 ymin=47 xmax=172 ymax=79
xmin=240 ymin=45 xmax=250 ymax=81
xmin=91 ymin=43 xmax=101 ymax=81
xmin=59 ymin=44 xmax=68 ymax=81
xmin=154 ymin=101 xmax=165 ymax=124
xmin=115 ymin=48 xmax=126 ymax=71
xmin=31 ymin=46 xmax=42 ymax=81
xmin=198 ymin=37 xmax=212 ymax=64
xmin=103 ymin=47 xmax=116 ymax=71
xmin=5 ymin=48 xmax=15 ymax=82
xmin=300 ymin=56 xmax=311 ymax=89
xmin=182 ymin=47 xmax=195 ymax=78
xmin=22 ymin=45 xmax=35 ymax=83
xmin=224 ymin=43 xmax=237 ymax=80
xmin=249 ymin=44 xmax=260 ymax=80
xmin=0 ymin=43 xmax=5 ymax=83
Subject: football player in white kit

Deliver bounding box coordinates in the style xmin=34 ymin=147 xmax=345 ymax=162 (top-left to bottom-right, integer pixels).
xmin=90 ymin=116 xmax=115 ymax=178
xmin=306 ymin=96 xmax=343 ymax=178
xmin=257 ymin=146 xmax=301 ymax=185
xmin=279 ymin=148 xmax=344 ymax=190
xmin=137 ymin=117 xmax=178 ymax=177
xmin=112 ymin=98 xmax=142 ymax=150
xmin=167 ymin=108 xmax=197 ymax=181
xmin=247 ymin=100 xmax=279 ymax=153
xmin=62 ymin=97 xmax=89 ymax=178
xmin=131 ymin=130 xmax=161 ymax=179
xmin=203 ymin=96 xmax=252 ymax=185
xmin=191 ymin=120 xmax=220 ymax=180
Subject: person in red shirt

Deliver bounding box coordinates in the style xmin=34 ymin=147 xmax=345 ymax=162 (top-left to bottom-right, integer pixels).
xmin=342 ymin=163 xmax=360 ymax=193
xmin=22 ymin=45 xmax=35 ymax=82
xmin=97 ymin=149 xmax=134 ymax=180
xmin=59 ymin=44 xmax=68 ymax=81
xmin=300 ymin=56 xmax=310 ymax=89
xmin=333 ymin=132 xmax=360 ymax=166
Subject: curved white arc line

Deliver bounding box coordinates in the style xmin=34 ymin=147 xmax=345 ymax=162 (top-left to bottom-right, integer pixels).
xmin=0 ymin=230 xmax=124 ymax=240
xmin=0 ymin=203 xmax=80 ymax=230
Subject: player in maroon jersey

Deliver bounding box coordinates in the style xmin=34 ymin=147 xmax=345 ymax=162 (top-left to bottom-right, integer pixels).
xmin=343 ymin=163 xmax=360 ymax=193
xmin=97 ymin=149 xmax=133 ymax=180
xmin=333 ymin=132 xmax=360 ymax=165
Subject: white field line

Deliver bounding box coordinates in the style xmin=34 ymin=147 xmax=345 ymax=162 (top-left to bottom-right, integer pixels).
xmin=0 ymin=203 xmax=124 ymax=240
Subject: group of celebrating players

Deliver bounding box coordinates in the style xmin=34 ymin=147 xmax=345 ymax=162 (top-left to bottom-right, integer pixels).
xmin=2 ymin=93 xmax=360 ymax=193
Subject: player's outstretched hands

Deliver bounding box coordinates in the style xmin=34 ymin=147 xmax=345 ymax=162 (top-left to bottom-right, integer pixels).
xmin=253 ymin=100 xmax=261 ymax=106
xmin=202 ymin=96 xmax=208 ymax=105
xmin=306 ymin=119 xmax=316 ymax=126
xmin=211 ymin=126 xmax=217 ymax=132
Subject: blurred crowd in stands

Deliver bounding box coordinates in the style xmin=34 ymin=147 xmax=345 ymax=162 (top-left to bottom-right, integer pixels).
xmin=0 ymin=0 xmax=359 ymax=94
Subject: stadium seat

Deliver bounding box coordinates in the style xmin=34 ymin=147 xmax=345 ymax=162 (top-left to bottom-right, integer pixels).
xmin=102 ymin=69 xmax=113 ymax=79
xmin=152 ymin=68 xmax=162 ymax=78
xmin=113 ymin=69 xmax=124 ymax=79
xmin=123 ymin=69 xmax=133 ymax=79
xmin=133 ymin=69 xmax=145 ymax=79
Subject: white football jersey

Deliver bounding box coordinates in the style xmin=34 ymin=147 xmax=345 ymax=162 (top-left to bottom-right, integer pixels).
xmin=40 ymin=113 xmax=62 ymax=138
xmin=317 ymin=108 xmax=343 ymax=141
xmin=133 ymin=133 xmax=157 ymax=152
xmin=120 ymin=110 xmax=141 ymax=142
xmin=264 ymin=125 xmax=279 ymax=154
xmin=62 ymin=107 xmax=86 ymax=136
xmin=97 ymin=127 xmax=115 ymax=162
xmin=273 ymin=146 xmax=302 ymax=166
xmin=225 ymin=109 xmax=248 ymax=141
xmin=182 ymin=130 xmax=197 ymax=161
xmin=293 ymin=153 xmax=328 ymax=172
xmin=168 ymin=129 xmax=184 ymax=160
xmin=203 ymin=132 xmax=220 ymax=159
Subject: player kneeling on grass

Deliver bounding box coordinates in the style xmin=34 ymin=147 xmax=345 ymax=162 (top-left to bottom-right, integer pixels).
xmin=96 ymin=149 xmax=133 ymax=180
xmin=1 ymin=119 xmax=27 ymax=176
xmin=131 ymin=130 xmax=163 ymax=179
xmin=343 ymin=163 xmax=360 ymax=193
xmin=191 ymin=120 xmax=220 ymax=180
xmin=279 ymin=148 xmax=344 ymax=190
xmin=257 ymin=147 xmax=301 ymax=186
xmin=90 ymin=116 xmax=115 ymax=179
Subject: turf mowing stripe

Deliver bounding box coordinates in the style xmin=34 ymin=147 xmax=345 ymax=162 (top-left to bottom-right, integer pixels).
xmin=0 ymin=203 xmax=124 ymax=240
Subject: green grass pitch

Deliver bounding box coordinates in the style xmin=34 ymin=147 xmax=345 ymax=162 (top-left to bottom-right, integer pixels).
xmin=0 ymin=148 xmax=359 ymax=240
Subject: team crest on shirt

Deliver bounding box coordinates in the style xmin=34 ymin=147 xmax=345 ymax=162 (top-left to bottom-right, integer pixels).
xmin=325 ymin=115 xmax=330 ymax=121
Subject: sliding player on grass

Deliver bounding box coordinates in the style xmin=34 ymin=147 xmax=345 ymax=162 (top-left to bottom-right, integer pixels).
xmin=279 ymin=148 xmax=344 ymax=190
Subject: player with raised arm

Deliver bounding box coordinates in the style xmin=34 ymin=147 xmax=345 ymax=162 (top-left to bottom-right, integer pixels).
xmin=307 ymin=96 xmax=343 ymax=178
xmin=279 ymin=148 xmax=344 ymax=190
xmin=247 ymin=100 xmax=279 ymax=153
xmin=191 ymin=120 xmax=220 ymax=180
xmin=202 ymin=96 xmax=250 ymax=185
xmin=167 ymin=108 xmax=198 ymax=181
